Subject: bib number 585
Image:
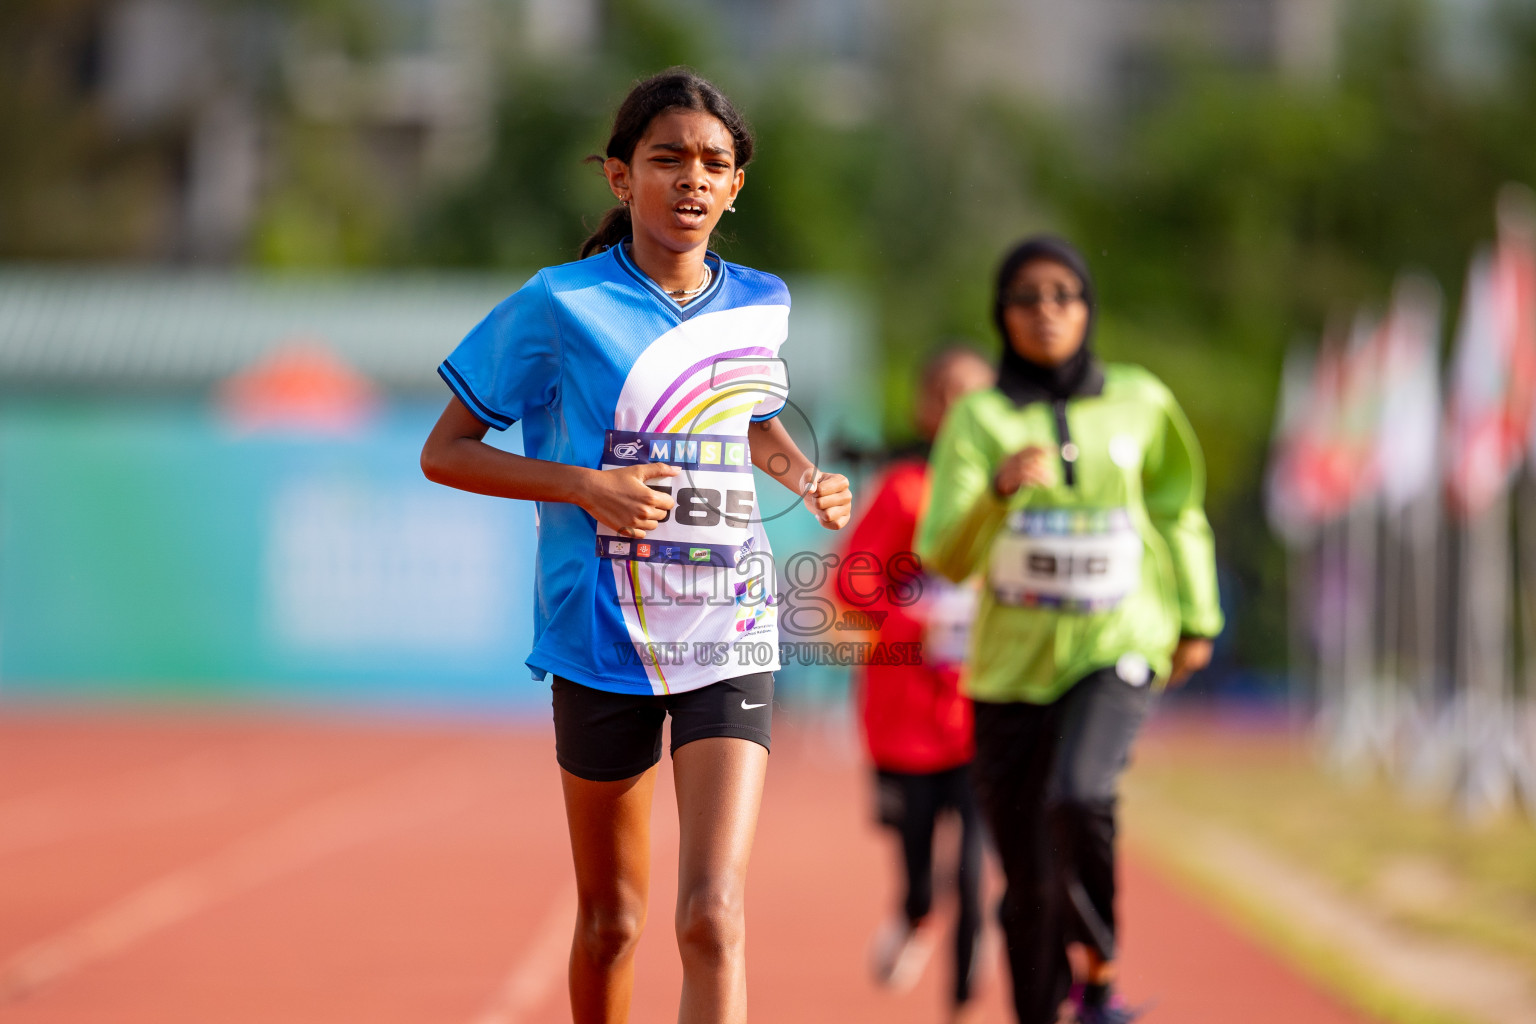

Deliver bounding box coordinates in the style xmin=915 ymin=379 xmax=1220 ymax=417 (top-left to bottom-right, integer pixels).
xmin=650 ymin=487 xmax=754 ymax=527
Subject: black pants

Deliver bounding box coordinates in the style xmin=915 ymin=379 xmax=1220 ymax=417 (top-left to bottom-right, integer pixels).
xmin=875 ymin=764 xmax=985 ymax=1006
xmin=970 ymin=668 xmax=1153 ymax=1024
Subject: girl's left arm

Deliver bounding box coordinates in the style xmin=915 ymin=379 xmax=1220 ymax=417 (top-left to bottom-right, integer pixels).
xmin=749 ymin=417 xmax=852 ymax=529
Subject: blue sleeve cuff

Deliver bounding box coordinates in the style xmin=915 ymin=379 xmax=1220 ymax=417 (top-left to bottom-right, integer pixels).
xmin=439 ymin=361 xmax=514 ymax=431
xmin=750 ymin=405 xmax=785 ymax=423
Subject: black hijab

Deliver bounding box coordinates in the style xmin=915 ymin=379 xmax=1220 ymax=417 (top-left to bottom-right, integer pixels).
xmin=992 ymin=235 xmax=1104 ymax=406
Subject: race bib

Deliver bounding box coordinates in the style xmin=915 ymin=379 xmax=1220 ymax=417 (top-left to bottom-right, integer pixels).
xmin=988 ymin=508 xmax=1142 ymax=612
xmin=594 ymin=430 xmax=755 ymax=567
xmin=923 ymin=576 xmax=979 ymax=668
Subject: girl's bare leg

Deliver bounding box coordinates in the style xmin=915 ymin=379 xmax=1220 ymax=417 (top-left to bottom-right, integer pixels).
xmin=561 ymin=766 xmax=658 ymax=1024
xmin=671 ymin=737 xmax=769 ymax=1024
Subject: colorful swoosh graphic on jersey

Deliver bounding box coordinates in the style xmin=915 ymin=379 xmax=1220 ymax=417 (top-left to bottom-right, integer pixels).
xmin=659 ymin=385 xmax=767 ymax=434
xmin=640 ymin=347 xmax=774 ymax=431
xmin=650 ymin=362 xmax=773 ymax=434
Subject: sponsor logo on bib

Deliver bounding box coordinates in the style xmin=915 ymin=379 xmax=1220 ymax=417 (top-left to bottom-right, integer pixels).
xmin=598 ymin=429 xmax=756 ymax=563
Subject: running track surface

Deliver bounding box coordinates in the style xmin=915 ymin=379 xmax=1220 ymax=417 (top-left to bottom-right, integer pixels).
xmin=0 ymin=709 xmax=1377 ymax=1024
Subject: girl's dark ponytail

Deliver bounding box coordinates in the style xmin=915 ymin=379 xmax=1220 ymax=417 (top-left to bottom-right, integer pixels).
xmin=579 ymin=204 xmax=634 ymax=259
xmin=579 ymin=67 xmax=754 ymax=258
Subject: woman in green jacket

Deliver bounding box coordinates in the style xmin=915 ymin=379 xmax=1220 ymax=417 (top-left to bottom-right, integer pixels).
xmin=916 ymin=236 xmax=1222 ymax=1024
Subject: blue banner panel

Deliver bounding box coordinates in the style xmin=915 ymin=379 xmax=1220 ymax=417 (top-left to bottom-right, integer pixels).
xmin=0 ymin=399 xmax=541 ymax=711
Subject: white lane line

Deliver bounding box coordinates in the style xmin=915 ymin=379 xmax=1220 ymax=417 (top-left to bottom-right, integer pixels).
xmin=0 ymin=746 xmax=492 ymax=1005
xmin=467 ymin=884 xmax=577 ymax=1024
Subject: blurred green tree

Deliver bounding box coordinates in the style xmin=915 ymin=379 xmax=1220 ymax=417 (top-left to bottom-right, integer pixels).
xmin=410 ymin=0 xmax=718 ymax=267
xmin=0 ymin=0 xmax=171 ymax=259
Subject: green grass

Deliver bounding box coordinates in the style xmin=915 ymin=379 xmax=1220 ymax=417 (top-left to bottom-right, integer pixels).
xmin=1122 ymin=723 xmax=1536 ymax=1023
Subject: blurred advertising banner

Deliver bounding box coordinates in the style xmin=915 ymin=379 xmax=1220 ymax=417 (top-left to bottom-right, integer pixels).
xmin=0 ymin=398 xmax=538 ymax=709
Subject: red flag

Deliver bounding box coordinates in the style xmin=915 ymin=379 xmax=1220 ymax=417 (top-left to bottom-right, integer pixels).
xmin=1268 ymin=315 xmax=1385 ymax=536
xmin=1328 ymin=313 xmax=1388 ymax=510
xmin=1445 ymin=187 xmax=1536 ymax=516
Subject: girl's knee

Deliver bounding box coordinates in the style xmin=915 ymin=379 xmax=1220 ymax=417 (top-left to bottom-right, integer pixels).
xmin=675 ymin=885 xmax=745 ymax=962
xmin=576 ymin=902 xmax=646 ymax=967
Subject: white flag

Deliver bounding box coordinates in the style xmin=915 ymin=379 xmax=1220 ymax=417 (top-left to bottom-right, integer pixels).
xmin=1376 ymin=275 xmax=1442 ymax=512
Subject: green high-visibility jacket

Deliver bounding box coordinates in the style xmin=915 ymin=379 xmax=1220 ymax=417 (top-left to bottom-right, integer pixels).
xmin=914 ymin=364 xmax=1223 ymax=704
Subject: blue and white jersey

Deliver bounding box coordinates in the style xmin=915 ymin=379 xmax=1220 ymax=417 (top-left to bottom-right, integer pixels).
xmin=439 ymin=243 xmax=787 ymax=695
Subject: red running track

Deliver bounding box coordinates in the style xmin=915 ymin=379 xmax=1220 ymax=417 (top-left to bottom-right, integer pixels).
xmin=0 ymin=709 xmax=1377 ymax=1024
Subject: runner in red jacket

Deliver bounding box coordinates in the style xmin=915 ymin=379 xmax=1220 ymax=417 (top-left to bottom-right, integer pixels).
xmin=838 ymin=347 xmax=994 ymax=1023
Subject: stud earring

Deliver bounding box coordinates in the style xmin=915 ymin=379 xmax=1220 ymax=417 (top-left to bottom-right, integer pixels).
xmin=726 ymin=202 xmax=737 ymax=213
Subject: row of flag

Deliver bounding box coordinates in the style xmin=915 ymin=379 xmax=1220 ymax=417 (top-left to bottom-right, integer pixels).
xmin=1266 ymin=185 xmax=1536 ymax=538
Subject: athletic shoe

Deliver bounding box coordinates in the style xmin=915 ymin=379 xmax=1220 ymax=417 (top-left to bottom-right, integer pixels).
xmin=868 ymin=917 xmax=935 ymax=992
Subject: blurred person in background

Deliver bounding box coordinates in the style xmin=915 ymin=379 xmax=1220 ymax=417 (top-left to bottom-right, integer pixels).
xmin=916 ymin=237 xmax=1222 ymax=1024
xmin=836 ymin=346 xmax=995 ymax=1024
xmin=421 ymin=68 xmax=851 ymax=1024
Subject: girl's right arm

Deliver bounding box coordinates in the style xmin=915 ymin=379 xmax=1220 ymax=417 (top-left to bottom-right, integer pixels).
xmin=421 ymin=397 xmax=679 ymax=537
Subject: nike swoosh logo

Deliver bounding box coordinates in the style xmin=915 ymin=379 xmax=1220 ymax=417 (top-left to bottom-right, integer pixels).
xmin=741 ymin=700 xmax=768 ymax=710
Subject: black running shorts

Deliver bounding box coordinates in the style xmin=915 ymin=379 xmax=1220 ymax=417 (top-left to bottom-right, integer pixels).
xmin=551 ymin=673 xmax=774 ymax=782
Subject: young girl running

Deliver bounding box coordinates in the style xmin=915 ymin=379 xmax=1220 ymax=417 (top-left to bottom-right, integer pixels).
xmin=420 ymin=69 xmax=852 ymax=1024
xmin=916 ymin=236 xmax=1221 ymax=1024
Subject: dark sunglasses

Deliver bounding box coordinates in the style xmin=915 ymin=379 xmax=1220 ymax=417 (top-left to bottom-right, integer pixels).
xmin=1004 ymin=288 xmax=1085 ymax=310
